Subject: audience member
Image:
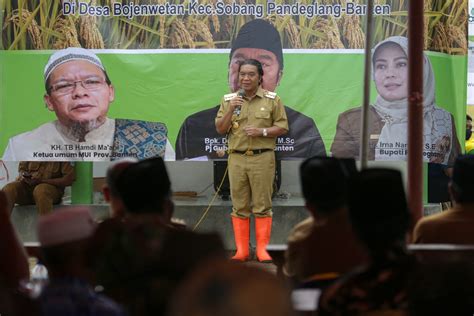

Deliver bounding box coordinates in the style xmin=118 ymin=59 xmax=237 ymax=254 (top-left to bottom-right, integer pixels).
xmin=102 ymin=159 xmax=137 ymax=219
xmin=319 ymin=168 xmax=414 ymax=315
xmin=37 ymin=206 xmax=125 ymax=316
xmin=168 ymin=259 xmax=294 ymax=316
xmin=414 ymin=155 xmax=474 ymax=244
xmin=0 ymin=191 xmax=29 ymax=289
xmin=0 ymin=189 xmax=38 ymax=316
xmin=103 ymin=157 xmax=173 ymax=223
xmin=2 ymin=162 xmax=75 ymax=215
xmin=283 ymin=157 xmax=367 ymax=283
xmin=91 ymin=157 xmax=226 ymax=316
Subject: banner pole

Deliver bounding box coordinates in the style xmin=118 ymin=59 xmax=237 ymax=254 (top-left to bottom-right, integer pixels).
xmin=71 ymin=162 xmax=93 ymax=204
xmin=408 ymin=0 xmax=424 ymax=223
xmin=360 ymin=0 xmax=374 ymax=170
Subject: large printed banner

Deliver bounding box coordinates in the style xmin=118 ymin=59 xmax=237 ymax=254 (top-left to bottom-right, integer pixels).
xmin=467 ymin=0 xmax=474 ymax=154
xmin=0 ymin=0 xmax=467 ymax=163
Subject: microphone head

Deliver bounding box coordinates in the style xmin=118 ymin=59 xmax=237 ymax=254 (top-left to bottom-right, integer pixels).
xmin=238 ymin=89 xmax=245 ymax=97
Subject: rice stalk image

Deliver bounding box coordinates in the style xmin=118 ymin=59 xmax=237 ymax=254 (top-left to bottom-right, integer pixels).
xmin=0 ymin=0 xmax=466 ymax=54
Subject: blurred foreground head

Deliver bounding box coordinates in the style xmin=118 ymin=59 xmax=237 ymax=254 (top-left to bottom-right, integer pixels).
xmin=300 ymin=156 xmax=356 ymax=215
xmin=168 ymin=259 xmax=293 ymax=316
xmin=37 ymin=206 xmax=96 ymax=275
xmin=104 ymin=157 xmax=173 ymax=221
xmin=450 ymin=155 xmax=474 ymax=203
xmin=349 ymin=168 xmax=411 ymax=256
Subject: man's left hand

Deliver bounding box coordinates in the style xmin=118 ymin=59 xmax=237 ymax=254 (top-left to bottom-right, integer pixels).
xmin=244 ymin=126 xmax=263 ymax=137
xmin=23 ymin=177 xmax=41 ymax=186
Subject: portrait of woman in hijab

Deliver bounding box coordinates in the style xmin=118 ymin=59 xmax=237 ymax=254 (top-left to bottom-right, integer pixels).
xmin=330 ymin=36 xmax=461 ymax=165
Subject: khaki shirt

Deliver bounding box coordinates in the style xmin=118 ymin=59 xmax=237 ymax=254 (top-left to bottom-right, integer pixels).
xmin=216 ymin=87 xmax=288 ymax=151
xmin=17 ymin=162 xmax=74 ymax=181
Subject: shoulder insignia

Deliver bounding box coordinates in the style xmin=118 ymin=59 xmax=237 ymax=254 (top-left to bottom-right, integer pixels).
xmin=224 ymin=92 xmax=238 ymax=101
xmin=264 ymin=91 xmax=277 ymax=99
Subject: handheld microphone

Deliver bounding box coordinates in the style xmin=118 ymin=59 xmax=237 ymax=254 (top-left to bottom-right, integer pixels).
xmin=234 ymin=89 xmax=245 ymax=116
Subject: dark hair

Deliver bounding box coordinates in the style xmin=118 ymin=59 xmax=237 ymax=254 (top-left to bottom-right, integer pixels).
xmin=299 ymin=157 xmax=354 ymax=214
xmin=238 ymin=59 xmax=264 ymax=84
xmin=105 ymin=161 xmax=133 ymax=198
xmin=115 ymin=157 xmax=171 ymax=215
xmin=451 ymin=155 xmax=474 ymax=203
xmin=45 ymin=69 xmax=112 ymax=95
xmin=349 ymin=168 xmax=411 ymax=255
xmin=467 ymin=114 xmax=472 ymax=121
xmin=230 ymin=19 xmax=284 ymax=70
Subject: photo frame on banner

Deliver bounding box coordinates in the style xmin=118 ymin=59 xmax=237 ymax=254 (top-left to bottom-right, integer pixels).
xmin=467 ymin=0 xmax=474 ymax=155
xmin=0 ymin=0 xmax=467 ymax=163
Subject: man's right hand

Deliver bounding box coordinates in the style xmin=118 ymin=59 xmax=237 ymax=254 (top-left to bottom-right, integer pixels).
xmin=229 ymin=96 xmax=244 ymax=112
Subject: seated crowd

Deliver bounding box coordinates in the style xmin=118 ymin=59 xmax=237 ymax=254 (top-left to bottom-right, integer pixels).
xmin=1 ymin=154 xmax=474 ymax=315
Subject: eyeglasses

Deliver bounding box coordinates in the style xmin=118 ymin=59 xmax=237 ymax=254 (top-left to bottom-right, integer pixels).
xmin=48 ymin=77 xmax=107 ymax=95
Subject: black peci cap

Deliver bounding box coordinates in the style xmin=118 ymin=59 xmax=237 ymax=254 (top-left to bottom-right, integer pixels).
xmin=452 ymin=155 xmax=474 ymax=197
xmin=230 ymin=19 xmax=284 ymax=70
xmin=115 ymin=157 xmax=171 ymax=214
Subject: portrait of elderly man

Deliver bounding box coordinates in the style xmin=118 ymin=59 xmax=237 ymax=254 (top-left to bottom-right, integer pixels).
xmin=176 ymin=19 xmax=326 ymax=160
xmin=2 ymin=47 xmax=174 ymax=161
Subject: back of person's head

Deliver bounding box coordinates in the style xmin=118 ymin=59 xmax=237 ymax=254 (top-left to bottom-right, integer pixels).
xmin=349 ymin=168 xmax=411 ymax=255
xmin=37 ymin=207 xmax=96 ymax=273
xmin=105 ymin=160 xmax=135 ymax=197
xmin=168 ymin=259 xmax=293 ymax=316
xmin=104 ymin=160 xmax=136 ymax=218
xmin=450 ymin=155 xmax=474 ymax=203
xmin=88 ymin=220 xmax=226 ymax=316
xmin=300 ymin=156 xmax=355 ymax=215
xmin=115 ymin=157 xmax=172 ymax=216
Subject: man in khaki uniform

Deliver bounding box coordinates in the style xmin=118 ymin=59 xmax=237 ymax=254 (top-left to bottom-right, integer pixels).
xmin=2 ymin=162 xmax=75 ymax=215
xmin=216 ymin=59 xmax=288 ymax=262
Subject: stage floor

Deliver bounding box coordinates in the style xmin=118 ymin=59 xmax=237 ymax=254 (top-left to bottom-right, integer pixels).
xmin=12 ymin=193 xmax=442 ymax=250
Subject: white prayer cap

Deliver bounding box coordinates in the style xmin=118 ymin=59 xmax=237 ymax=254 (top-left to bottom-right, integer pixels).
xmin=44 ymin=47 xmax=104 ymax=82
xmin=37 ymin=207 xmax=97 ymax=247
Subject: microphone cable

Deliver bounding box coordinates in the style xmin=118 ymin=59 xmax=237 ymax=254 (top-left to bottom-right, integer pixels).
xmin=192 ymin=164 xmax=228 ymax=231
xmin=193 ymin=103 xmax=234 ymax=231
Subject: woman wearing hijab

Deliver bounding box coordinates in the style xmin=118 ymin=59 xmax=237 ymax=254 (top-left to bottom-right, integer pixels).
xmin=330 ymin=36 xmax=461 ymax=165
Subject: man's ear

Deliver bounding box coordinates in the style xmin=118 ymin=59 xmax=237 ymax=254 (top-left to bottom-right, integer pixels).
xmin=163 ymin=198 xmax=174 ymax=222
xmin=276 ymin=69 xmax=283 ymax=86
xmin=108 ymin=85 xmax=115 ymax=103
xmin=44 ymin=94 xmax=55 ymax=112
xmin=305 ymin=202 xmax=317 ymax=217
xmin=102 ymin=185 xmax=111 ymax=202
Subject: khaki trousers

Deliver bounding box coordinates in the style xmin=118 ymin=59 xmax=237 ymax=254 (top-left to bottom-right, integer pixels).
xmin=228 ymin=151 xmax=275 ymax=218
xmin=2 ymin=181 xmax=63 ymax=215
